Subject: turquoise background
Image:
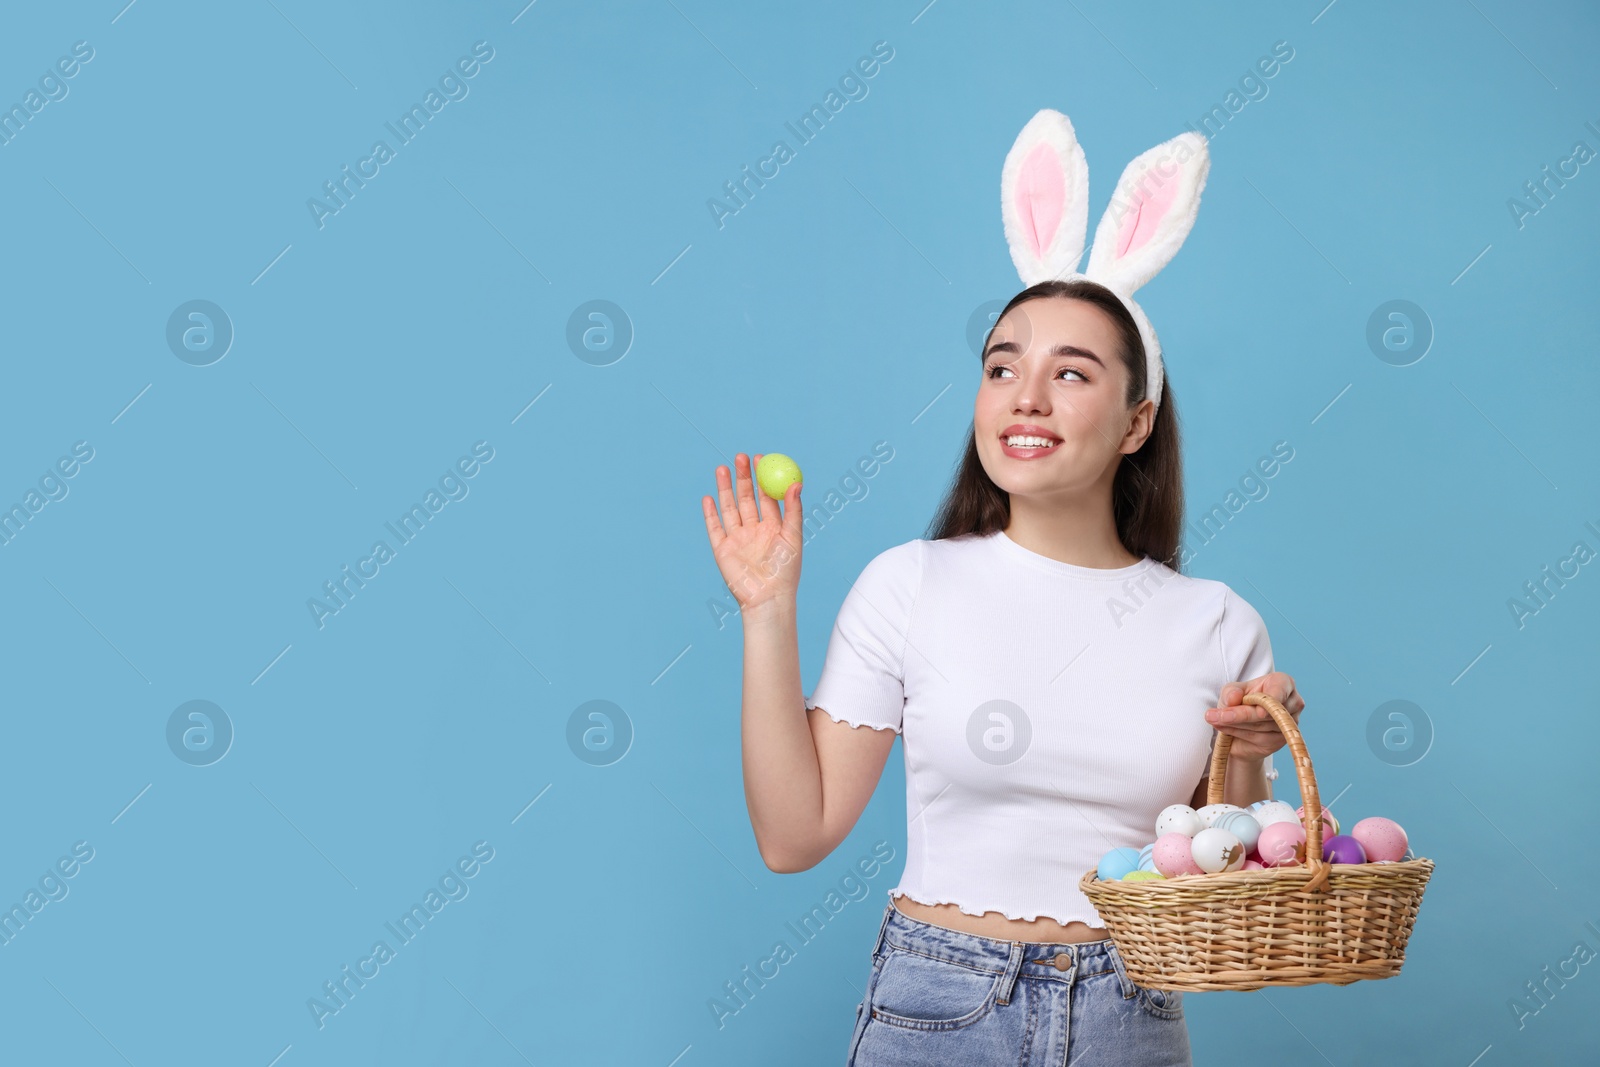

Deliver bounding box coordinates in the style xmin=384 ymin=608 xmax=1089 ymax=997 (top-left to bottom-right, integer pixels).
xmin=0 ymin=0 xmax=1595 ymax=1063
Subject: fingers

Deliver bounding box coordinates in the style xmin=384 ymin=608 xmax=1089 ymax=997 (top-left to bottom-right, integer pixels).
xmin=753 ymin=453 xmax=766 ymax=523
xmin=1214 ymin=719 xmax=1282 ymax=737
xmin=1214 ymin=726 xmax=1286 ymax=756
xmin=1206 ymin=702 xmax=1293 ymax=725
xmin=1222 ymin=672 xmax=1302 ymax=713
xmin=702 ymin=493 xmax=727 ymax=547
xmin=734 ymin=453 xmax=761 ymax=526
xmin=1208 ymin=700 xmax=1263 ymax=724
xmin=782 ymin=477 xmax=805 ymax=541
xmin=714 ymin=461 xmax=742 ymax=529
xmin=1277 ymin=672 xmax=1305 ymax=715
xmin=1264 ymin=671 xmax=1296 ymax=707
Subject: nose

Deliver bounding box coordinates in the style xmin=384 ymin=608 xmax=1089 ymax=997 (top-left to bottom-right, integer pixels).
xmin=1013 ymin=369 xmax=1051 ymax=415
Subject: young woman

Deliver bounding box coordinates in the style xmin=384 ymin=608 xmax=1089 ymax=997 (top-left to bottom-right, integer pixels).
xmin=701 ymin=278 xmax=1306 ymax=1065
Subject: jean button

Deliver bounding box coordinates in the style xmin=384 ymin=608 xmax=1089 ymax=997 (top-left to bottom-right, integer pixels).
xmin=1051 ymin=952 xmax=1072 ymax=971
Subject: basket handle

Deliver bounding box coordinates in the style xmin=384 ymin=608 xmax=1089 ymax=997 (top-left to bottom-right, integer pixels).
xmin=1205 ymin=691 xmax=1331 ymax=893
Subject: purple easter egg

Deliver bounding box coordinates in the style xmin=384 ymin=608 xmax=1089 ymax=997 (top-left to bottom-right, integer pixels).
xmin=1322 ymin=833 xmax=1369 ymax=864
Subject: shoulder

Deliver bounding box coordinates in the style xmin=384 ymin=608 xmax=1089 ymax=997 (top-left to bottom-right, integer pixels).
xmin=1198 ymin=580 xmax=1270 ymax=646
xmin=1141 ymin=569 xmax=1269 ymax=639
xmin=1138 ymin=560 xmax=1217 ymax=606
xmin=855 ymin=537 xmax=925 ymax=580
xmin=837 ymin=538 xmax=926 ymax=606
xmin=1213 ymin=581 xmax=1266 ymax=625
xmin=1162 ymin=569 xmax=1254 ymax=613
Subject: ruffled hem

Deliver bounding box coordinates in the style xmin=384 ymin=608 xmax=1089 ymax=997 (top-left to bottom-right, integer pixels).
xmin=889 ymin=888 xmax=1102 ymax=929
xmin=806 ymin=700 xmax=902 ymax=735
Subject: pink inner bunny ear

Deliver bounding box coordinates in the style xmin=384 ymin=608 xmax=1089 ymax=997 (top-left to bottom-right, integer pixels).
xmin=1084 ymin=131 xmax=1210 ymax=294
xmin=1114 ymin=169 xmax=1181 ymax=258
xmin=1001 ymin=108 xmax=1090 ymax=286
xmin=1017 ymin=143 xmax=1066 ymax=260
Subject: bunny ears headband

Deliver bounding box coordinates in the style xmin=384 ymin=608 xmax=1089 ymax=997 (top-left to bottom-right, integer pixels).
xmin=1000 ymin=109 xmax=1211 ymax=415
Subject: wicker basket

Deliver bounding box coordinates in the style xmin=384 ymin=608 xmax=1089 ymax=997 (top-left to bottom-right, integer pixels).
xmin=1078 ymin=692 xmax=1434 ymax=991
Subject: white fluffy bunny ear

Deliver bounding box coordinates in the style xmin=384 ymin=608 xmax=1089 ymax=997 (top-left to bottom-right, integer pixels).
xmin=1001 ymin=109 xmax=1089 ymax=286
xmin=1083 ymin=131 xmax=1210 ymax=295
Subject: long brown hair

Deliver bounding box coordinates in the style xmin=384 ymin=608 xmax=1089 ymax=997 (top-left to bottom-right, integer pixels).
xmin=924 ymin=279 xmax=1186 ymax=571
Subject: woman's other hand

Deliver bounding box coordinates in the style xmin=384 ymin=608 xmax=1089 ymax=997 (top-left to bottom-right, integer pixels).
xmin=1205 ymin=672 xmax=1303 ymax=762
xmin=702 ymin=452 xmax=804 ymax=613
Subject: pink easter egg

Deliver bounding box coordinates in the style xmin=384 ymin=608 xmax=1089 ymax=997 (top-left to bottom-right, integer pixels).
xmin=1241 ymin=859 xmax=1265 ymax=871
xmin=1296 ymin=804 xmax=1339 ymax=839
xmin=1257 ymin=821 xmax=1307 ymax=866
xmin=1152 ymin=832 xmax=1204 ymax=877
xmin=1350 ymin=817 xmax=1409 ymax=863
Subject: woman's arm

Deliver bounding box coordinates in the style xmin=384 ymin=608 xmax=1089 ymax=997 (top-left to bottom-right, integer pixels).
xmin=740 ymin=596 xmax=896 ymax=872
xmin=1189 ymin=753 xmax=1270 ymax=810
xmin=738 ymin=595 xmax=818 ymax=869
xmin=705 ymin=453 xmax=895 ymax=874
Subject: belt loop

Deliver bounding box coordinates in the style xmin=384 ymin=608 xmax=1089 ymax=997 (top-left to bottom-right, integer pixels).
xmin=871 ymin=893 xmax=895 ymax=957
xmin=994 ymin=941 xmax=1025 ymax=1006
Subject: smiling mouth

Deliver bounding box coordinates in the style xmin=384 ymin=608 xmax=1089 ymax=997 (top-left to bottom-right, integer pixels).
xmin=1001 ymin=434 xmax=1060 ymax=449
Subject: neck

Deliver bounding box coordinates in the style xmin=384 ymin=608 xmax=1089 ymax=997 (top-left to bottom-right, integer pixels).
xmin=1003 ymin=482 xmax=1139 ymax=570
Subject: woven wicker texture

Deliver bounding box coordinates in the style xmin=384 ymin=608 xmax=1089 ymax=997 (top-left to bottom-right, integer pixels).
xmin=1078 ymin=692 xmax=1434 ymax=991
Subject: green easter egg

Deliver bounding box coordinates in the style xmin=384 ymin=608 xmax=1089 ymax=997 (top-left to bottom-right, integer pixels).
xmin=755 ymin=453 xmax=803 ymax=501
xmin=1122 ymin=870 xmax=1165 ymax=882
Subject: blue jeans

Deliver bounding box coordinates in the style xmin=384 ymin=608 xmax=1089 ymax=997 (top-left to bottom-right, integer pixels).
xmin=844 ymin=898 xmax=1191 ymax=1066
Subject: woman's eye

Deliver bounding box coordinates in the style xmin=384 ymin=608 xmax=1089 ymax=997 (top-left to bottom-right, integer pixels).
xmin=985 ymin=364 xmax=1088 ymax=381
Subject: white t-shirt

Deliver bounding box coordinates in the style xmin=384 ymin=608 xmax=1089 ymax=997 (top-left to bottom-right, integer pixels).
xmin=804 ymin=528 xmax=1277 ymax=927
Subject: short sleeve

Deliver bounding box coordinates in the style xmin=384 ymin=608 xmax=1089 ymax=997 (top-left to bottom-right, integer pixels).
xmin=1205 ymin=586 xmax=1280 ymax=783
xmin=1218 ymin=586 xmax=1274 ymax=684
xmin=803 ymin=540 xmax=923 ymax=734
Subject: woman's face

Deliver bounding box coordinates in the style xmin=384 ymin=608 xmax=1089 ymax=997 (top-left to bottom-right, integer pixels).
xmin=974 ymin=296 xmax=1154 ymax=499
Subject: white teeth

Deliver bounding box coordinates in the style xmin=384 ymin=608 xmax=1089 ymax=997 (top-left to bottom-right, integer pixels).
xmin=1004 ymin=435 xmax=1058 ymax=448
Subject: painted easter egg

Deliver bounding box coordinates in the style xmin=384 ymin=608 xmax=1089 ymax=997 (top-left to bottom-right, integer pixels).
xmin=1257 ymin=821 xmax=1307 ymax=866
xmin=1155 ymin=804 xmax=1204 ymax=839
xmin=1350 ymin=817 xmax=1409 ymax=863
xmin=1191 ymin=827 xmax=1247 ymax=873
xmin=755 ymin=453 xmax=803 ymax=501
xmin=1249 ymin=800 xmax=1301 ymax=828
xmin=1097 ymin=847 xmax=1142 ymax=881
xmin=1214 ymin=810 xmax=1263 ymax=852
xmin=1153 ymin=832 xmax=1204 ymax=877
xmin=1195 ymin=803 xmax=1246 ymax=828
xmin=1321 ymin=834 xmax=1369 ymax=864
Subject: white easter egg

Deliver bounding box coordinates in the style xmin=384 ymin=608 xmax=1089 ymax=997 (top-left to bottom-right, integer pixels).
xmin=1196 ymin=803 xmax=1246 ymax=828
xmin=1249 ymin=800 xmax=1301 ymax=828
xmin=1191 ymin=827 xmax=1247 ymax=873
xmin=1155 ymin=804 xmax=1204 ymax=838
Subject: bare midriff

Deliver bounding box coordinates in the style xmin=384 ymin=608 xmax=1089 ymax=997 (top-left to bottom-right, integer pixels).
xmin=892 ymin=893 xmax=1110 ymax=944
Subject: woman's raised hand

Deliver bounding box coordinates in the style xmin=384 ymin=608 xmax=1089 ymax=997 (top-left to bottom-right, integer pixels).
xmin=702 ymin=452 xmax=805 ymax=612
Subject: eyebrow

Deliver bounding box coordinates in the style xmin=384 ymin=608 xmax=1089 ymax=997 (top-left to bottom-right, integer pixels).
xmin=981 ymin=340 xmax=1106 ymax=367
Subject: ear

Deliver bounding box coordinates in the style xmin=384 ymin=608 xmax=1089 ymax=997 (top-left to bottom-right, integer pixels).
xmin=1084 ymin=131 xmax=1210 ymax=294
xmin=1000 ymin=109 xmax=1089 ymax=286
